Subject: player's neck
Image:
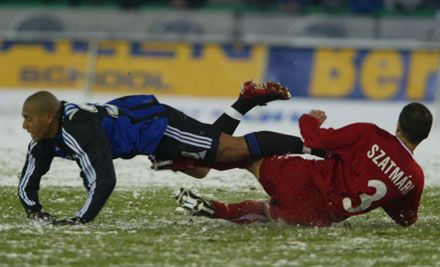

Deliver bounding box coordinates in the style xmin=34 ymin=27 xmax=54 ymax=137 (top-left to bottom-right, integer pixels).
xmin=397 ymin=135 xmax=417 ymax=153
xmin=47 ymin=112 xmax=61 ymax=139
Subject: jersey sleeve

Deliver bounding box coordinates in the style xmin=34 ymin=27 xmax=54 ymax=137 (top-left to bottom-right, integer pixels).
xmin=299 ymin=114 xmax=374 ymax=150
xmin=62 ymin=117 xmax=116 ymax=223
xmin=18 ymin=140 xmax=54 ymax=215
xmin=382 ymin=177 xmax=424 ymax=227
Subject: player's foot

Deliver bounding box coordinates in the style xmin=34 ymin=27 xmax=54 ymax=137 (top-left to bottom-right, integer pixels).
xmin=240 ymin=80 xmax=291 ymax=106
xmin=175 ymin=188 xmax=215 ymax=217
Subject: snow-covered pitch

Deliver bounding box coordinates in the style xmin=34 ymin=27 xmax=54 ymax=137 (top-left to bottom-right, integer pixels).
xmin=1 ymin=90 xmax=439 ymax=190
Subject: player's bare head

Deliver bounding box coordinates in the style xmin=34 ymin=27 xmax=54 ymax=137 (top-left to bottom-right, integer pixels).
xmin=22 ymin=91 xmax=61 ymax=141
xmin=23 ymin=91 xmax=60 ymax=115
xmin=398 ymin=102 xmax=432 ymax=144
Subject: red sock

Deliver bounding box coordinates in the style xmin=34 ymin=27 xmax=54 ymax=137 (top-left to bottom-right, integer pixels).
xmin=210 ymin=200 xmax=269 ymax=224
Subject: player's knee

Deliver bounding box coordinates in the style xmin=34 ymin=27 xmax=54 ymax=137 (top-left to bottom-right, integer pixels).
xmin=216 ymin=135 xmax=249 ymax=162
xmin=196 ymin=168 xmax=210 ymax=178
xmin=183 ymin=167 xmax=210 ymax=179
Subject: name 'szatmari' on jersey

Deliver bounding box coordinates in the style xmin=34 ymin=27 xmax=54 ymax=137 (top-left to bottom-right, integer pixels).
xmin=367 ymin=144 xmax=415 ymax=195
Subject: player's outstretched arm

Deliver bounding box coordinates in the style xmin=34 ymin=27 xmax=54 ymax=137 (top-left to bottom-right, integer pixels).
xmin=382 ymin=186 xmax=423 ymax=227
xmin=18 ymin=140 xmax=54 ymax=222
xmin=52 ymin=119 xmax=117 ymax=225
xmin=382 ymin=202 xmax=418 ymax=227
xmin=299 ymin=111 xmax=374 ymax=151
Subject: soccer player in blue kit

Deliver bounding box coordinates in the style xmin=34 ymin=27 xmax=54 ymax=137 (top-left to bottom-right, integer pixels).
xmin=19 ymin=81 xmax=322 ymax=225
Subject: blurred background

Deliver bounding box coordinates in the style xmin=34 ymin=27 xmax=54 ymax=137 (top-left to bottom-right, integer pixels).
xmin=0 ymin=0 xmax=439 ymax=123
xmin=1 ymin=1 xmax=440 ymax=186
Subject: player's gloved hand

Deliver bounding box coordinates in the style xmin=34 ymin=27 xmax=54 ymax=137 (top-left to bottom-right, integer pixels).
xmin=51 ymin=217 xmax=84 ymax=226
xmin=27 ymin=211 xmax=54 ymax=223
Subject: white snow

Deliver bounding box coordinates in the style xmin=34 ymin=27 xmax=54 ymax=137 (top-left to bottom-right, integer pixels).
xmin=1 ymin=89 xmax=439 ymax=189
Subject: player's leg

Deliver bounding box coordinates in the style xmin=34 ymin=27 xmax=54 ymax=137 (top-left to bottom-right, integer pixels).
xmin=215 ymin=131 xmax=316 ymax=162
xmin=175 ymin=159 xmax=270 ymax=224
xmin=212 ymin=80 xmax=291 ymax=135
xmin=211 ymin=80 xmax=323 ymax=162
xmin=175 ymin=188 xmax=270 ymax=224
xmin=209 ymin=200 xmax=270 ymax=224
xmin=152 ymin=105 xmax=251 ymax=178
xmin=177 ymin=156 xmax=333 ymax=227
xmin=258 ymin=156 xmax=333 ymax=227
xmin=178 ymin=81 xmax=291 ymax=177
xmin=154 ymin=97 xmax=323 ymax=166
xmin=153 ymin=105 xmax=222 ymax=163
xmin=151 ymin=80 xmax=291 ymax=177
xmin=245 ymin=158 xmax=263 ymax=179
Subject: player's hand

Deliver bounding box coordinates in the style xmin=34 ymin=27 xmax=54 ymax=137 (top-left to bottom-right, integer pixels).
xmin=309 ymin=110 xmax=327 ymax=126
xmin=51 ymin=217 xmax=84 ymax=226
xmin=28 ymin=211 xmax=54 ymax=223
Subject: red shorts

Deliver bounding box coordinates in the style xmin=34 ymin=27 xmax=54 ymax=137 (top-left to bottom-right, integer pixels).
xmin=259 ymin=155 xmax=332 ymax=227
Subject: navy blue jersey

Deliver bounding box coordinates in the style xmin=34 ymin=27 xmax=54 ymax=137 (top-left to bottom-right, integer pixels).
xmin=18 ymin=95 xmax=168 ymax=222
xmin=104 ymin=95 xmax=168 ymax=158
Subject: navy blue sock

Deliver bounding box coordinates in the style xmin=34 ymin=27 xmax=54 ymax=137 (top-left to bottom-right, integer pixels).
xmin=212 ymin=114 xmax=240 ymax=135
xmin=244 ymin=131 xmax=304 ymax=158
xmin=231 ymin=99 xmax=255 ymax=115
xmin=212 ymin=98 xmax=256 ymax=135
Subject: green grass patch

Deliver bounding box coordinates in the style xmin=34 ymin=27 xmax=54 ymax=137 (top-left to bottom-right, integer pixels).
xmin=1 ymin=186 xmax=440 ymax=266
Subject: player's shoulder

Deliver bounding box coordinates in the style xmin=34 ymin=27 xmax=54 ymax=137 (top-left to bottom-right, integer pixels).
xmin=62 ymin=102 xmax=100 ymax=124
xmin=356 ymin=123 xmax=393 ymax=138
xmin=344 ymin=122 xmax=378 ymax=133
xmin=348 ymin=122 xmax=377 ymax=129
xmin=61 ymin=103 xmax=102 ymax=140
xmin=409 ymin=158 xmax=425 ymax=181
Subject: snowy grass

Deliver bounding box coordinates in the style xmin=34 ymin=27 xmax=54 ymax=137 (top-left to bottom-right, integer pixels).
xmin=1 ymin=186 xmax=440 ymax=266
xmin=2 ymin=90 xmax=440 ymax=265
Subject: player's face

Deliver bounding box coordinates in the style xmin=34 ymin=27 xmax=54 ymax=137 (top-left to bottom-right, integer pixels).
xmin=22 ymin=103 xmax=52 ymax=141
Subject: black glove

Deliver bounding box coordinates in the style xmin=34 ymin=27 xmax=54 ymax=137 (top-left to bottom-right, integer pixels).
xmin=51 ymin=217 xmax=85 ymax=226
xmin=27 ymin=211 xmax=54 ymax=223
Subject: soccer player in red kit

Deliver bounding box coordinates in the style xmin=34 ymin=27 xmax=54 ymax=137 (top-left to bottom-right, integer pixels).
xmin=175 ymin=102 xmax=433 ymax=227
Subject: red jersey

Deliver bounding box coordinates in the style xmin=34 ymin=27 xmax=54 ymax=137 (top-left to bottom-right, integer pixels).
xmin=299 ymin=114 xmax=424 ymax=226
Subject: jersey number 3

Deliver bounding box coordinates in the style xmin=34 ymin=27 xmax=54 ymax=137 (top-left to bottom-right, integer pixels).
xmin=343 ymin=180 xmax=387 ymax=213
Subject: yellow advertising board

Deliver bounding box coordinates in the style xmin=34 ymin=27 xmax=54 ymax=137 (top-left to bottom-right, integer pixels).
xmin=0 ymin=40 xmax=267 ymax=97
xmin=2 ymin=40 xmax=437 ymax=100
xmin=0 ymin=40 xmax=86 ymax=89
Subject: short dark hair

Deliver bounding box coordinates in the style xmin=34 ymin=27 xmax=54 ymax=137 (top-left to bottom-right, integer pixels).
xmin=398 ymin=102 xmax=432 ymax=144
xmin=24 ymin=91 xmax=60 ymax=114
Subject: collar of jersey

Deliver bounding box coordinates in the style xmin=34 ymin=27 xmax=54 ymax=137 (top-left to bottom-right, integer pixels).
xmin=396 ymin=136 xmax=413 ymax=157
